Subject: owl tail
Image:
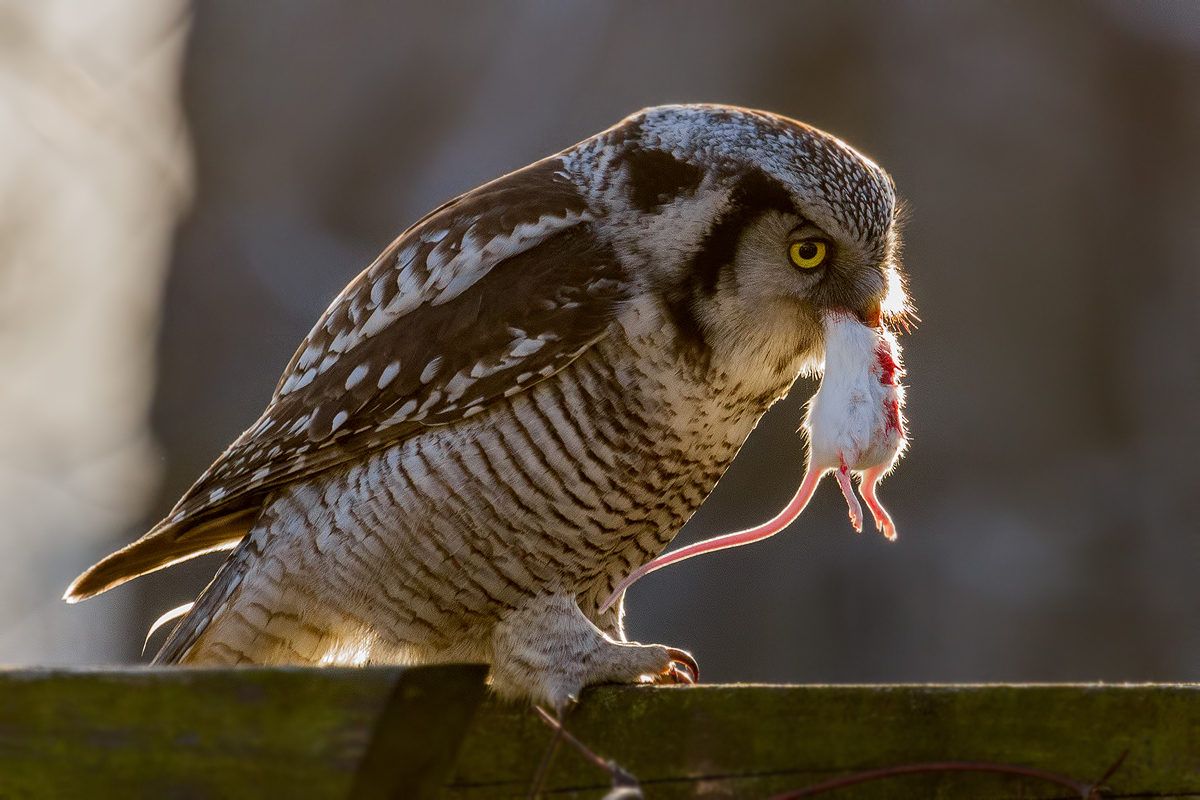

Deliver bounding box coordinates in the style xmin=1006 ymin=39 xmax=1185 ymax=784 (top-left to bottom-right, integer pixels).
xmin=63 ymin=507 xmax=257 ymax=603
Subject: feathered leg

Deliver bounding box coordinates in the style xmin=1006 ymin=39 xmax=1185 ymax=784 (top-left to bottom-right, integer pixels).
xmin=491 ymin=593 xmax=695 ymax=712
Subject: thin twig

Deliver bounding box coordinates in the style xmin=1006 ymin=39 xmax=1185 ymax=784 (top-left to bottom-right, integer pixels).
xmin=767 ymin=761 xmax=1099 ymax=799
xmin=527 ymin=706 xmax=566 ymax=799
xmin=1092 ymin=749 xmax=1129 ymax=791
xmin=533 ymin=706 xmax=611 ymax=773
xmin=531 ymin=706 xmax=641 ymax=796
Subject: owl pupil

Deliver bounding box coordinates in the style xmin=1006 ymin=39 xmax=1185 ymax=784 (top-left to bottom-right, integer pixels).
xmin=796 ymin=242 xmax=817 ymax=259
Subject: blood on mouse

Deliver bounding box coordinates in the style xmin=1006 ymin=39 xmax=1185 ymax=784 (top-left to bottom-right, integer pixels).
xmin=599 ymin=310 xmax=907 ymax=613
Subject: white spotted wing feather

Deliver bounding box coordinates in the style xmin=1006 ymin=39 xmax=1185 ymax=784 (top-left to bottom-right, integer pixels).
xmin=65 ymin=156 xmax=628 ymax=601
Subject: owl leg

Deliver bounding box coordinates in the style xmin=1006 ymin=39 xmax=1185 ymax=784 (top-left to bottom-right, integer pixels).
xmin=491 ymin=592 xmax=696 ymax=711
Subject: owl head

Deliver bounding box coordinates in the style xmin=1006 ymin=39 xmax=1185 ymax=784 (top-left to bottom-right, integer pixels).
xmin=569 ymin=104 xmax=907 ymax=382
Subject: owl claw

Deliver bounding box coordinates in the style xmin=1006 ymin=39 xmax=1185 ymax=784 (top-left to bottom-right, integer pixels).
xmin=660 ymin=648 xmax=699 ymax=684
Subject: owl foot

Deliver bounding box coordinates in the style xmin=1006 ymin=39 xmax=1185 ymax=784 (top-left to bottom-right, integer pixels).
xmin=492 ymin=593 xmax=698 ymax=709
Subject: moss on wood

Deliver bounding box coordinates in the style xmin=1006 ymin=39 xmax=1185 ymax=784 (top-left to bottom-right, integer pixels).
xmin=0 ymin=664 xmax=486 ymax=800
xmin=3 ymin=668 xmax=1198 ymax=799
xmin=448 ymin=683 xmax=1200 ymax=799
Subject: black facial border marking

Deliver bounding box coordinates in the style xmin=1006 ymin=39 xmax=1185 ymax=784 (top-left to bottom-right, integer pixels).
xmin=663 ymin=170 xmax=796 ymax=365
xmin=691 ymin=170 xmax=795 ymax=295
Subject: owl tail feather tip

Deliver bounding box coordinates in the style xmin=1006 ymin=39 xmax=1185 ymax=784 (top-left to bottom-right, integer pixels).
xmin=63 ymin=508 xmax=256 ymax=603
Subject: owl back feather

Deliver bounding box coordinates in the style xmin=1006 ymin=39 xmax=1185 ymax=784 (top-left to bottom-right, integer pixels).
xmin=65 ymin=156 xmax=630 ymax=603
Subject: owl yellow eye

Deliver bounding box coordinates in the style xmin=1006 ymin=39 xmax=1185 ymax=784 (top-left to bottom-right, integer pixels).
xmin=789 ymin=240 xmax=827 ymax=270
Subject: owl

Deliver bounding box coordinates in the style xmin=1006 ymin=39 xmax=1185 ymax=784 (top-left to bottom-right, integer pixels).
xmin=66 ymin=104 xmax=902 ymax=711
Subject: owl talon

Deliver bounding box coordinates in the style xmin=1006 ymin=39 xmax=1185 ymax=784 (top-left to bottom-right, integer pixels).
xmin=661 ymin=648 xmax=699 ymax=684
xmin=664 ymin=663 xmax=696 ymax=685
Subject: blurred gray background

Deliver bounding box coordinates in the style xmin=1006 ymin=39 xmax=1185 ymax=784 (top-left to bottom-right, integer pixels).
xmin=4 ymin=0 xmax=1200 ymax=684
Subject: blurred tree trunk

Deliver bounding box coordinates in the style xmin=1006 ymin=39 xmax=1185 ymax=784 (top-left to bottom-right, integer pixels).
xmin=0 ymin=0 xmax=191 ymax=663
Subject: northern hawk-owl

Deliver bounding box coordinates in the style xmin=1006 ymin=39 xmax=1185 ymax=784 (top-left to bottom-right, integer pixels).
xmin=67 ymin=104 xmax=904 ymax=709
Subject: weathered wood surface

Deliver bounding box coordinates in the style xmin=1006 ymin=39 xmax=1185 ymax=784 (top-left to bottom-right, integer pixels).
xmin=0 ymin=664 xmax=488 ymax=800
xmin=2 ymin=669 xmax=1199 ymax=799
xmin=450 ymin=683 xmax=1200 ymax=799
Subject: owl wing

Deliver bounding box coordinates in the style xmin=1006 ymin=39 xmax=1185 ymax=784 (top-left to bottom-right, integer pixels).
xmin=66 ymin=156 xmax=630 ymax=600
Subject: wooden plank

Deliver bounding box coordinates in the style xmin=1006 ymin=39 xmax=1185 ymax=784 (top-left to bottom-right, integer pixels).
xmin=5 ymin=670 xmax=1198 ymax=798
xmin=0 ymin=664 xmax=488 ymax=800
xmin=447 ymin=683 xmax=1200 ymax=798
xmin=351 ymin=664 xmax=489 ymax=800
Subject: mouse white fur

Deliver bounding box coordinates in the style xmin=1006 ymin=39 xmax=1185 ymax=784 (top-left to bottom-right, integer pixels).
xmin=806 ymin=311 xmax=906 ymax=537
